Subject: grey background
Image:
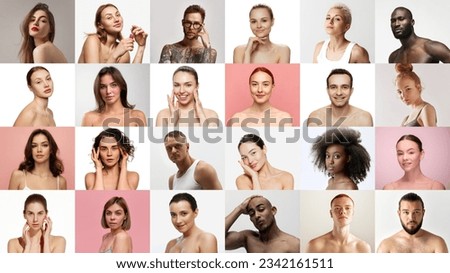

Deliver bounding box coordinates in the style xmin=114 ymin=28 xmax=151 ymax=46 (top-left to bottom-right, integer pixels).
xmin=150 ymin=0 xmax=225 ymax=63
xmin=0 ymin=0 xmax=75 ymax=63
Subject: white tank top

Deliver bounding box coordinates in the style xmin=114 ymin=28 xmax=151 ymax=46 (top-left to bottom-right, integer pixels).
xmin=173 ymin=159 xmax=202 ymax=190
xmin=317 ymin=39 xmax=355 ymax=64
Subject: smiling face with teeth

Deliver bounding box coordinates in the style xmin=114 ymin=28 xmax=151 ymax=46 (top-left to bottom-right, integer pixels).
xmin=172 ymin=71 xmax=199 ymax=107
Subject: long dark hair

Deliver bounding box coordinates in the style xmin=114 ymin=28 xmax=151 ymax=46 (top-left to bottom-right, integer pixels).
xmin=19 ymin=129 xmax=64 ymax=177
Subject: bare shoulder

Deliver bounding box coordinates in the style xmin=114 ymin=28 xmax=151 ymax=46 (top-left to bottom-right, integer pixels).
xmin=271 ymin=107 xmax=292 ymax=118
xmin=199 ymin=232 xmax=217 ymax=244
xmin=282 ymin=232 xmax=301 ymax=252
xmin=306 ymin=233 xmax=328 ymax=252
xmin=307 ymin=107 xmax=326 ymax=126
xmin=350 ymin=43 xmax=370 ymax=63
xmin=59 ymin=175 xmax=67 ymax=190
xmin=7 ymin=238 xmax=20 ymax=253
xmin=350 ymin=106 xmax=373 ymax=126
xmin=431 ymin=180 xmax=446 ymax=190
xmin=85 ymin=172 xmax=95 ymax=190
xmin=388 ymin=48 xmax=401 ymax=63
xmin=9 ymin=170 xmax=25 ymax=189
xmin=165 ymin=238 xmax=177 ymax=252
xmin=233 ymin=45 xmax=246 ymax=63
xmin=83 ymin=35 xmax=101 ymax=48
xmin=14 ymin=106 xmax=35 ymax=126
xmin=382 ymin=181 xmax=396 ymax=190
xmin=203 ymin=108 xmax=219 ymax=119
xmin=81 ymin=111 xmax=99 ymax=126
xmin=127 ymin=171 xmax=140 ymax=190
xmin=236 ymin=174 xmax=252 ymax=190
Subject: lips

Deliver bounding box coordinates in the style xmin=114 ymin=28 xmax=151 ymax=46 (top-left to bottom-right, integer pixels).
xmin=31 ymin=26 xmax=39 ymax=32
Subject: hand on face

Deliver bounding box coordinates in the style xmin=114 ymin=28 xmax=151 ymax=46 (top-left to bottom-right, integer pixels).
xmin=41 ymin=217 xmax=52 ymax=237
xmin=193 ymin=89 xmax=206 ymax=123
xmin=245 ymin=36 xmax=266 ymax=54
xmin=167 ymin=92 xmax=180 ymax=125
xmin=198 ymin=23 xmax=211 ymax=48
xmin=119 ymin=147 xmax=129 ymax=169
xmin=131 ymin=25 xmax=148 ymax=47
xmin=91 ymin=148 xmax=103 ymax=169
xmin=238 ymin=159 xmax=258 ymax=180
xmin=22 ymin=223 xmax=31 ymax=244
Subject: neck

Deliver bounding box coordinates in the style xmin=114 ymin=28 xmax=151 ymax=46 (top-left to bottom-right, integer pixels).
xmin=33 ymin=97 xmax=49 ymax=111
xmin=105 ymin=32 xmax=119 ymax=47
xmin=255 ymin=161 xmax=274 ymax=178
xmin=33 ymin=37 xmax=49 ymax=47
xmin=331 ymin=224 xmax=351 ymax=243
xmin=256 ymin=36 xmax=273 ymax=49
xmin=110 ymin=227 xmax=124 ymax=236
xmin=32 ymin=162 xmax=52 ymax=176
xmin=104 ymin=102 xmax=125 ymax=114
xmin=399 ymin=32 xmax=418 ymax=48
xmin=182 ymin=224 xmax=199 ymax=238
xmin=178 ymin=101 xmax=196 ymax=111
xmin=259 ymin=223 xmax=281 ymax=242
xmin=402 ymin=167 xmax=425 ymax=182
xmin=181 ymin=36 xmax=202 ymax=47
xmin=250 ymin=101 xmax=272 ymax=113
xmin=330 ymin=104 xmax=351 ymax=117
xmin=410 ymin=98 xmax=425 ymax=108
xmin=176 ymin=156 xmax=195 ymax=174
xmin=327 ymin=35 xmax=348 ymax=49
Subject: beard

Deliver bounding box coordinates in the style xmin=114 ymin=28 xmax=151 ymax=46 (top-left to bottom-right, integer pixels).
xmin=401 ymin=219 xmax=423 ymax=235
xmin=392 ymin=25 xmax=414 ymax=39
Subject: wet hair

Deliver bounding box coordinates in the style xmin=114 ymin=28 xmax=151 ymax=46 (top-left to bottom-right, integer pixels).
xmin=95 ymin=3 xmax=124 ymax=44
xmin=399 ymin=192 xmax=424 ymax=210
xmin=26 ymin=66 xmax=50 ymax=86
xmin=93 ymin=128 xmax=135 ymax=163
xmin=395 ymin=63 xmax=422 ymax=92
xmin=311 ymin=128 xmax=371 ymax=184
xmin=326 ymin=68 xmax=353 ymax=89
xmin=249 ymin=4 xmax=274 ymax=20
xmin=101 ymin=196 xmax=131 ymax=230
xmin=393 ymin=6 xmax=413 ymax=20
xmin=183 ymin=5 xmax=205 ymax=22
xmin=19 ymin=3 xmax=56 ymax=63
xmin=238 ymin=134 xmax=265 ymax=150
xmin=93 ymin=66 xmax=134 ymax=112
xmin=330 ymin=193 xmax=354 ymax=207
xmin=249 ymin=67 xmax=275 ymax=85
xmin=330 ymin=3 xmax=352 ymax=25
xmin=19 ymin=129 xmax=64 ymax=177
xmin=169 ymin=192 xmax=198 ymax=211
xmin=173 ymin=66 xmax=199 ymax=85
xmin=396 ymin=134 xmax=423 ymax=152
xmin=164 ymin=130 xmax=188 ymax=143
xmin=23 ymin=193 xmax=48 ymax=214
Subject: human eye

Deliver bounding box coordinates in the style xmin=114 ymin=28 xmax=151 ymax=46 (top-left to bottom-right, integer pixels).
xmin=100 ymin=84 xmax=106 ymax=90
xmin=250 ymin=19 xmax=256 ymax=24
xmin=334 ymin=154 xmax=341 ymax=159
xmin=111 ymin=82 xmax=118 ymax=88
xmin=247 ymin=210 xmax=255 ymax=216
xmin=329 ymin=85 xmax=337 ymax=90
xmin=100 ymin=147 xmax=107 ymax=152
xmin=342 ymin=85 xmax=350 ymax=90
xmin=32 ymin=144 xmax=37 ymax=148
xmin=194 ymin=22 xmax=202 ymax=28
xmin=42 ymin=143 xmax=49 ymax=148
xmin=105 ymin=15 xmax=112 ymax=20
xmin=186 ymin=83 xmax=192 ymax=88
xmin=106 ymin=211 xmax=112 ymax=216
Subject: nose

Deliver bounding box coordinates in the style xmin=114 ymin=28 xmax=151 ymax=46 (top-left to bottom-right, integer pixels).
xmin=106 ymin=148 xmax=112 ymax=156
xmin=33 ymin=19 xmax=39 ymax=26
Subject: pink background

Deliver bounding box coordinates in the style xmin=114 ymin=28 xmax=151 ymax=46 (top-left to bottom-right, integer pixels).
xmin=75 ymin=190 xmax=150 ymax=253
xmin=225 ymin=64 xmax=300 ymax=126
xmin=375 ymin=127 xmax=450 ymax=189
xmin=0 ymin=127 xmax=75 ymax=189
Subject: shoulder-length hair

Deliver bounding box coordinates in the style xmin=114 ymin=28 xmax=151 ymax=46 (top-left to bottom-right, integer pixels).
xmin=18 ymin=129 xmax=64 ymax=177
xmin=19 ymin=3 xmax=56 ymax=63
xmin=93 ymin=66 xmax=134 ymax=112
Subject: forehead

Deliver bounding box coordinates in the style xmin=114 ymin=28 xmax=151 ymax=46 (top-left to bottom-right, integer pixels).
xmin=173 ymin=71 xmax=196 ymax=82
xmin=332 ymin=196 xmax=353 ymax=207
xmin=250 ymin=8 xmax=271 ymax=18
xmin=397 ymin=77 xmax=416 ymax=87
xmin=184 ymin=12 xmax=202 ymax=22
xmin=32 ymin=133 xmax=49 ymax=143
xmin=31 ymin=69 xmax=50 ymax=80
xmin=102 ymin=6 xmax=119 ymax=16
xmin=248 ymin=197 xmax=269 ymax=209
xmin=327 ymin=8 xmax=344 ymax=17
xmin=32 ymin=10 xmax=48 ymax=18
xmin=396 ymin=139 xmax=420 ymax=150
xmin=107 ymin=203 xmax=124 ymax=211
xmin=400 ymin=200 xmax=422 ymax=210
xmin=326 ymin=144 xmax=346 ymax=154
xmin=239 ymin=141 xmax=260 ymax=153
xmin=391 ymin=9 xmax=411 ymax=19
xmin=170 ymin=200 xmax=192 ymax=211
xmin=25 ymin=202 xmax=45 ymax=211
xmin=251 ymin=71 xmax=272 ymax=82
xmin=100 ymin=136 xmax=118 ymax=146
xmin=328 ymin=74 xmax=351 ymax=85
xmin=164 ymin=136 xmax=186 ymax=146
xmin=100 ymin=74 xmax=115 ymax=83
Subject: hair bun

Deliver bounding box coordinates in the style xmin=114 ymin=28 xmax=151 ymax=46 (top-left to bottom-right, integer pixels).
xmin=395 ymin=63 xmax=413 ymax=73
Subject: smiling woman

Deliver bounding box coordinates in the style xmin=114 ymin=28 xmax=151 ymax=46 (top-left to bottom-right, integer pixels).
xmin=19 ymin=3 xmax=67 ymax=63
xmin=233 ymin=4 xmax=290 ymax=63
xmin=165 ymin=192 xmax=217 ymax=253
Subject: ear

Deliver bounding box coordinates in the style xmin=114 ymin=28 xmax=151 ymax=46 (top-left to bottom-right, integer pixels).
xmin=271 ymin=18 xmax=275 ymax=27
xmin=329 ymin=209 xmax=333 ymax=218
xmin=344 ymin=23 xmax=350 ymax=32
xmin=411 ymin=19 xmax=415 ymax=26
xmin=194 ymin=208 xmax=199 ymax=217
xmin=186 ymin=143 xmax=190 ymax=151
xmin=397 ymin=209 xmax=400 ymax=217
xmin=263 ymin=145 xmax=267 ymax=155
xmin=271 ymin=206 xmax=277 ymax=216
xmin=420 ymin=150 xmax=424 ymax=160
xmin=347 ymin=155 xmax=351 ymax=163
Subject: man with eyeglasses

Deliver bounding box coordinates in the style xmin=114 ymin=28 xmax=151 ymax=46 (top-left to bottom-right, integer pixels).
xmin=307 ymin=68 xmax=373 ymax=127
xmin=159 ymin=5 xmax=217 ymax=63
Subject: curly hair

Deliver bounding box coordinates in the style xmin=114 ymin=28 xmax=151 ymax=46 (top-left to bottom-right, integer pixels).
xmin=311 ymin=128 xmax=370 ymax=184
xmin=93 ymin=128 xmax=135 ymax=164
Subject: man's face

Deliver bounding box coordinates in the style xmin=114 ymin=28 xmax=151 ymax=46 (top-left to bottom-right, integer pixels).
xmin=246 ymin=197 xmax=275 ymax=232
xmin=182 ymin=12 xmax=203 ymax=40
xmin=398 ymin=200 xmax=424 ymax=235
xmin=330 ymin=196 xmax=354 ymax=227
xmin=390 ymin=8 xmax=414 ymax=39
xmin=164 ymin=136 xmax=189 ymax=163
xmin=327 ymin=74 xmax=353 ymax=108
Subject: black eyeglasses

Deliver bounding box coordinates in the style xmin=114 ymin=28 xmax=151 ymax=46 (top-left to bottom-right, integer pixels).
xmin=182 ymin=20 xmax=202 ymax=29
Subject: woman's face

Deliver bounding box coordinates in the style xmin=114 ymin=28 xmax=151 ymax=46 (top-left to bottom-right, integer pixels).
xmin=249 ymin=8 xmax=273 ymax=38
xmin=29 ymin=69 xmax=53 ymax=98
xmin=249 ymin=71 xmax=274 ymax=105
xmin=28 ymin=10 xmax=51 ymax=40
xmin=100 ymin=74 xmax=121 ymax=106
xmin=396 ymin=77 xmax=421 ymax=106
xmin=325 ymin=144 xmax=348 ymax=176
xmin=99 ymin=6 xmax=123 ymax=34
xmin=172 ymin=71 xmax=198 ymax=106
xmin=239 ymin=142 xmax=267 ymax=172
xmin=105 ymin=203 xmax=126 ymax=231
xmin=32 ymin=134 xmax=51 ymax=164
xmin=24 ymin=202 xmax=47 ymax=231
xmin=396 ymin=139 xmax=423 ymax=172
xmin=99 ymin=136 xmax=121 ymax=168
xmin=324 ymin=8 xmax=349 ymax=36
xmin=169 ymin=200 xmax=197 ymax=234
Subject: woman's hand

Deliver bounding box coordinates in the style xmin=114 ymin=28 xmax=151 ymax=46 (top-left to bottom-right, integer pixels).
xmin=167 ymin=92 xmax=180 ymax=126
xmin=245 ymin=36 xmax=266 ymax=55
xmin=194 ymin=89 xmax=207 ymax=124
xmin=131 ymin=25 xmax=148 ymax=47
xmin=22 ymin=223 xmax=31 ymax=245
xmin=120 ymin=148 xmax=129 ymax=170
xmin=112 ymin=37 xmax=135 ymax=60
xmin=198 ymin=24 xmax=211 ymax=49
xmin=42 ymin=217 xmax=52 ymax=238
xmin=238 ymin=160 xmax=261 ymax=190
xmin=91 ymin=148 xmax=103 ymax=169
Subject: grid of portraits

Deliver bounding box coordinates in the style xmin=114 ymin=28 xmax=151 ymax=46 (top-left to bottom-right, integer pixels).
xmin=0 ymin=0 xmax=450 ymax=254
